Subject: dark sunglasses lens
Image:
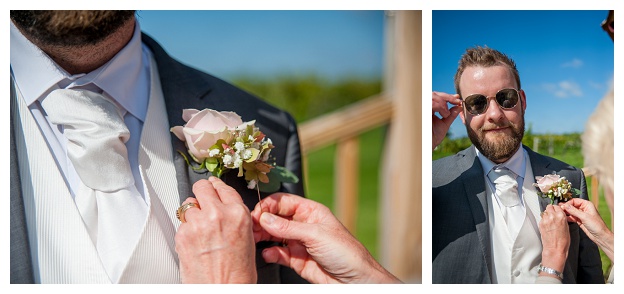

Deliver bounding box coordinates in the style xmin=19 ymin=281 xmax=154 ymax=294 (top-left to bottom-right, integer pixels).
xmin=465 ymin=94 xmax=488 ymax=114
xmin=496 ymin=89 xmax=519 ymax=109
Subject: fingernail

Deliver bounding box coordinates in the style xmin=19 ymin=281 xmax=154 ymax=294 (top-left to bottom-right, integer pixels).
xmin=261 ymin=212 xmax=276 ymax=225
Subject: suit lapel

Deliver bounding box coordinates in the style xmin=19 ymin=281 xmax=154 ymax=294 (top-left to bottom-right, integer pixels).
xmin=457 ymin=146 xmax=493 ymax=280
xmin=525 ymin=147 xmax=555 ymax=212
xmin=141 ymin=33 xmax=214 ymax=205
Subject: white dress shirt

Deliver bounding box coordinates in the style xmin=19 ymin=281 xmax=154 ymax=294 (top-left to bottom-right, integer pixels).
xmin=10 ymin=20 xmax=150 ymax=201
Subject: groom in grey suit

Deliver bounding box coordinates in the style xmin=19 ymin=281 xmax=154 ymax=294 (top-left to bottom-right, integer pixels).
xmin=431 ymin=46 xmax=604 ymax=283
xmin=11 ymin=11 xmax=306 ymax=283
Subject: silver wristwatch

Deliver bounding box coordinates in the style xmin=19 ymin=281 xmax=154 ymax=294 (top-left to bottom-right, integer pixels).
xmin=538 ymin=263 xmax=564 ymax=280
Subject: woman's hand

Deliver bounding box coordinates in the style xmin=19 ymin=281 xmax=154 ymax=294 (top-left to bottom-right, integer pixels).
xmin=560 ymin=198 xmax=614 ymax=262
xmin=251 ymin=193 xmax=401 ymax=284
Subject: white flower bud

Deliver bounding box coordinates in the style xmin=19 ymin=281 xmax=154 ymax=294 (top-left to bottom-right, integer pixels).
xmin=234 ymin=141 xmax=245 ymax=151
xmin=209 ymin=149 xmax=220 ymax=157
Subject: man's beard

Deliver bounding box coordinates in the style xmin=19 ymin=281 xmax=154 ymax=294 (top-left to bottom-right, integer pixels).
xmin=466 ymin=117 xmax=525 ymax=162
xmin=10 ymin=10 xmax=135 ymax=47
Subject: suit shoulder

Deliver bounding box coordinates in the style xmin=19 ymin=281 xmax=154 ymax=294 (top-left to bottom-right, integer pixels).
xmin=524 ymin=146 xmax=581 ymax=171
xmin=142 ymin=33 xmax=295 ymax=126
xmin=432 ymin=147 xmax=473 ymax=186
xmin=433 ymin=146 xmax=471 ymax=169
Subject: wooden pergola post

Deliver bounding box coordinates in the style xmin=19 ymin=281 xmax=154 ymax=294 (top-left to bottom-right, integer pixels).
xmin=380 ymin=10 xmax=422 ymax=283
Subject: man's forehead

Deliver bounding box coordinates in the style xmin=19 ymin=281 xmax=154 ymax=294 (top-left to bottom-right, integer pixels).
xmin=459 ymin=65 xmax=516 ymax=93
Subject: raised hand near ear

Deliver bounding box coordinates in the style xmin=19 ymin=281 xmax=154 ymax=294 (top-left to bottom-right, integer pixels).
xmin=432 ymin=91 xmax=462 ymax=150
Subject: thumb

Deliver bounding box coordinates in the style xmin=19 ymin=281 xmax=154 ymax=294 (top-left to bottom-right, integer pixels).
xmin=444 ymin=106 xmax=461 ymax=124
xmin=259 ymin=212 xmax=310 ymax=242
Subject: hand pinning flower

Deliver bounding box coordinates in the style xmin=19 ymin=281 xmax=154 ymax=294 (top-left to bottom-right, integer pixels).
xmin=533 ymin=172 xmax=580 ymax=204
xmin=171 ymin=108 xmax=298 ymax=193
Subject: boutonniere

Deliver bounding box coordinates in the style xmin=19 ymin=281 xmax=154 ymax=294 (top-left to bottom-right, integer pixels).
xmin=533 ymin=172 xmax=581 ymax=204
xmin=170 ymin=108 xmax=299 ymax=194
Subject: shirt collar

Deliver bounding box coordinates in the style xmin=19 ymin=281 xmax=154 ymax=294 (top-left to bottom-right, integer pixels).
xmin=476 ymin=144 xmax=526 ymax=179
xmin=10 ymin=20 xmax=149 ymax=122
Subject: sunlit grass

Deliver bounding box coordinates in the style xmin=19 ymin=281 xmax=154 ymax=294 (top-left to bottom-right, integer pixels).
xmin=304 ymin=126 xmax=385 ymax=258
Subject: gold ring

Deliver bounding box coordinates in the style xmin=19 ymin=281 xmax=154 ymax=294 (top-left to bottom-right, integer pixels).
xmin=177 ymin=202 xmax=200 ymax=223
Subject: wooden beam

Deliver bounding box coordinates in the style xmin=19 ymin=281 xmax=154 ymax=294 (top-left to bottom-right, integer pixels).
xmin=380 ymin=10 xmax=422 ymax=283
xmin=335 ymin=137 xmax=359 ymax=233
xmin=298 ymin=94 xmax=392 ymax=155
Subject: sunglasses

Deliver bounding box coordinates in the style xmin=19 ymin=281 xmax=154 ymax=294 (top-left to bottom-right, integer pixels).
xmin=460 ymin=88 xmax=520 ymax=115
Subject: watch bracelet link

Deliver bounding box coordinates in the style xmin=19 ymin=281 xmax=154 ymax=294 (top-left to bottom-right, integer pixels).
xmin=537 ymin=263 xmax=564 ymax=280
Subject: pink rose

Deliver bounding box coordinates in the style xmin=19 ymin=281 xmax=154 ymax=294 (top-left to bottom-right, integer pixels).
xmin=170 ymin=108 xmax=251 ymax=162
xmin=534 ymin=174 xmax=561 ymax=193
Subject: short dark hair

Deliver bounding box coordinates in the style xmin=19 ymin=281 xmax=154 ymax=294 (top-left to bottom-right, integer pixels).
xmin=454 ymin=46 xmax=521 ymax=95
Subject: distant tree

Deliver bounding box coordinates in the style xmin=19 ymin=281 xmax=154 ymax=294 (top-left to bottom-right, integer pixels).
xmin=231 ymin=74 xmax=381 ymax=122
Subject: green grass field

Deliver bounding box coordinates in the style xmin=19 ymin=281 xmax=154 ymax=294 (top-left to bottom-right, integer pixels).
xmin=304 ymin=126 xmax=385 ymax=258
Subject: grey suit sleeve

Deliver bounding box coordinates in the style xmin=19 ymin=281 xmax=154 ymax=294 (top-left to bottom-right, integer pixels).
xmin=280 ymin=112 xmax=305 ymax=197
xmin=573 ymin=169 xmax=605 ymax=283
xmin=276 ymin=112 xmax=309 ymax=283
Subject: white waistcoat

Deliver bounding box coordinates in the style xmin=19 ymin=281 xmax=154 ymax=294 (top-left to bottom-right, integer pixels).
xmin=488 ymin=154 xmax=544 ymax=284
xmin=14 ymin=55 xmax=182 ymax=283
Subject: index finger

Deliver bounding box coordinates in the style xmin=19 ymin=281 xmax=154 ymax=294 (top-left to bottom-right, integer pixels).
xmin=208 ymin=176 xmax=245 ymax=205
xmin=433 ymin=91 xmax=461 ymax=106
xmin=251 ymin=193 xmax=313 ymax=222
xmin=192 ymin=179 xmax=220 ymax=207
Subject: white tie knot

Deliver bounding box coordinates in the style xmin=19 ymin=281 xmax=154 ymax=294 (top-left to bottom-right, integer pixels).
xmin=42 ymin=88 xmax=134 ymax=192
xmin=488 ymin=167 xmax=520 ymax=207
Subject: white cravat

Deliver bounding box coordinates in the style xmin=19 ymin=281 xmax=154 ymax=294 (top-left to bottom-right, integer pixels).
xmin=41 ymin=88 xmax=148 ymax=282
xmin=488 ymin=167 xmax=525 ymax=239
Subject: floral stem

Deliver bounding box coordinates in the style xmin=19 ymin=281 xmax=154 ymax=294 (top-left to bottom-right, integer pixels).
xmin=256 ymin=175 xmax=264 ymax=213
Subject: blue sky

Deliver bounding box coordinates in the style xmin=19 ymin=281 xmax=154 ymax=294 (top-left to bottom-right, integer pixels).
xmin=433 ymin=10 xmax=614 ymax=138
xmin=136 ymin=10 xmax=385 ymax=81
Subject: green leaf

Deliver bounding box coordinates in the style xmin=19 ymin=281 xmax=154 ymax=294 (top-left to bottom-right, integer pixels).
xmin=205 ymin=157 xmax=219 ymax=172
xmin=572 ymin=188 xmax=582 ymax=197
xmin=246 ymin=124 xmax=254 ymax=137
xmin=257 ymin=165 xmax=300 ymax=193
xmin=211 ymin=139 xmax=228 ymax=151
xmin=270 ymin=165 xmax=300 ymax=184
xmin=178 ymin=150 xmax=207 ymax=171
xmin=212 ymin=166 xmax=225 ymax=178
xmin=258 ymin=178 xmax=280 ymax=193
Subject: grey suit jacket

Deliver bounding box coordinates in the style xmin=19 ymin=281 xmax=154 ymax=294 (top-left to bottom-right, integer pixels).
xmin=432 ymin=145 xmax=604 ymax=284
xmin=10 ymin=33 xmax=308 ymax=284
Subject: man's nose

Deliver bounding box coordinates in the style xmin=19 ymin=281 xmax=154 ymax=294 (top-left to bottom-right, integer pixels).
xmin=485 ymin=99 xmax=504 ymax=121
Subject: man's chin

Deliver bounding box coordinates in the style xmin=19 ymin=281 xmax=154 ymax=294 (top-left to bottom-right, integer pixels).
xmin=482 ymin=131 xmax=511 ymax=143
